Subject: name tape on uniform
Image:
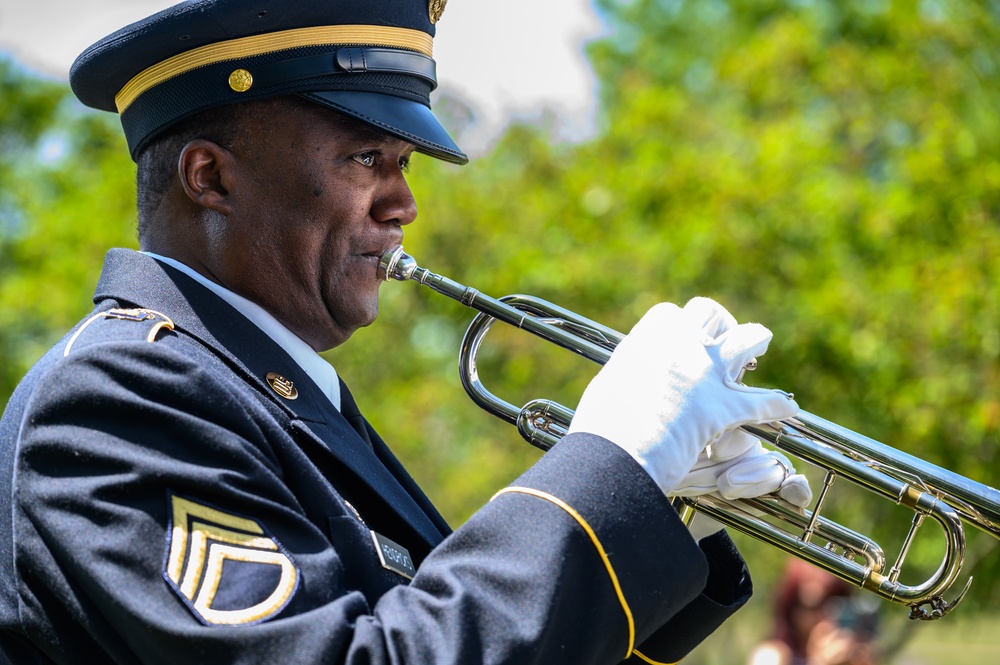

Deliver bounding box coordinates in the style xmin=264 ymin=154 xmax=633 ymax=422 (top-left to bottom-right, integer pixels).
xmin=370 ymin=530 xmax=415 ymax=579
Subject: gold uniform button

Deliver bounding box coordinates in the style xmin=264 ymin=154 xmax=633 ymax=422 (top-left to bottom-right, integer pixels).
xmin=228 ymin=69 xmax=253 ymax=92
xmin=266 ymin=372 xmax=298 ymax=400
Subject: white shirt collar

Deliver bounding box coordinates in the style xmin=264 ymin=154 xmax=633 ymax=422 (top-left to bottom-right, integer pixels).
xmin=143 ymin=252 xmax=341 ymax=411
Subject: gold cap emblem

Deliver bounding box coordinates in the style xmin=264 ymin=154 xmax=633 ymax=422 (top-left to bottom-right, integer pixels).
xmin=228 ymin=69 xmax=254 ymax=93
xmin=428 ymin=0 xmax=448 ymax=24
xmin=266 ymin=372 xmax=298 ymax=400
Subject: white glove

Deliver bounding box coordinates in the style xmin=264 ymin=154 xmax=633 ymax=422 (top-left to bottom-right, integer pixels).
xmin=672 ymin=430 xmax=813 ymax=507
xmin=568 ymin=298 xmax=799 ymax=495
xmin=674 ymin=429 xmax=813 ymax=541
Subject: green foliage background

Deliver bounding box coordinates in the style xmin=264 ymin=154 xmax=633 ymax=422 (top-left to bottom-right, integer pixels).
xmin=2 ymin=0 xmax=999 ymax=661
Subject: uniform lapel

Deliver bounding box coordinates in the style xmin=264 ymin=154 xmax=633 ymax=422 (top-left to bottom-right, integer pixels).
xmin=93 ymin=249 xmax=448 ymax=552
xmin=340 ymin=384 xmax=453 ymax=538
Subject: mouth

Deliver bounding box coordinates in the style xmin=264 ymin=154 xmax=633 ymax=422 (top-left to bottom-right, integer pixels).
xmin=360 ymin=243 xmax=402 ymax=279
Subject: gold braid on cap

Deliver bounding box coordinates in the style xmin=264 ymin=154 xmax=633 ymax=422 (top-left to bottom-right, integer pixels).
xmin=115 ymin=25 xmax=434 ymax=113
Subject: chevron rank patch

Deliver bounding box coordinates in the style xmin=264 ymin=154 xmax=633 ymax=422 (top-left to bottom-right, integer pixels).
xmin=163 ymin=494 xmax=299 ymax=626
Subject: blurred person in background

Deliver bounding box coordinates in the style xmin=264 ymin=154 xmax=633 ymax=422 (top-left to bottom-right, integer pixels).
xmin=748 ymin=559 xmax=879 ymax=665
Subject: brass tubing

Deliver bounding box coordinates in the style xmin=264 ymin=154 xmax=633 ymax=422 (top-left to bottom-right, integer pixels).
xmin=380 ymin=246 xmax=996 ymax=619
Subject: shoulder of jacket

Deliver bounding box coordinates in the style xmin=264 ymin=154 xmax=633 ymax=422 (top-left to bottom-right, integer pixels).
xmin=62 ymin=307 xmax=176 ymax=357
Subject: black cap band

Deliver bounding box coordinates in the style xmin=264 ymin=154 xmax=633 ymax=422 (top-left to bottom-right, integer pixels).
xmin=250 ymin=47 xmax=437 ymax=90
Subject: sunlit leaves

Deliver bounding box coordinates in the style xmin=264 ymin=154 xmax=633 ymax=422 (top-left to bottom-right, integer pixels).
xmin=2 ymin=1 xmax=999 ymax=620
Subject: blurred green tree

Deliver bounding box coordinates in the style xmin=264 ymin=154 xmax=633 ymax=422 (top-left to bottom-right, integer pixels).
xmin=0 ymin=60 xmax=136 ymax=400
xmin=336 ymin=0 xmax=1000 ymax=631
xmin=587 ymin=0 xmax=1000 ymax=612
xmin=2 ymin=2 xmax=1000 ymax=657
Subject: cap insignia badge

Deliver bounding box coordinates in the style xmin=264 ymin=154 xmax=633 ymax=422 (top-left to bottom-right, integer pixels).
xmin=428 ymin=0 xmax=448 ymax=24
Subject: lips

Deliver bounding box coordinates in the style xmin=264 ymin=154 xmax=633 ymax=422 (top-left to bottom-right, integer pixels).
xmin=360 ymin=239 xmax=402 ymax=264
xmin=361 ymin=247 xmax=395 ymax=260
xmin=358 ymin=248 xmax=394 ymax=281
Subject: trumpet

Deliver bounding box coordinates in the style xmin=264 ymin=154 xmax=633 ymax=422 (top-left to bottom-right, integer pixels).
xmin=378 ymin=246 xmax=1000 ymax=620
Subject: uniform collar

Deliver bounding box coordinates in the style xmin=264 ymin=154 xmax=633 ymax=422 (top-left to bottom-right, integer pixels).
xmin=141 ymin=251 xmax=341 ymax=411
xmin=93 ymin=248 xmax=449 ymax=548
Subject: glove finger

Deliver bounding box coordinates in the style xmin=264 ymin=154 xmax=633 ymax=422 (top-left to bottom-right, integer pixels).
xmin=670 ymin=465 xmax=728 ymax=496
xmin=714 ymin=322 xmax=774 ymax=381
xmin=709 ymin=431 xmax=760 ymax=462
xmin=728 ymin=388 xmax=800 ymax=426
xmin=779 ymin=474 xmax=813 ymax=508
xmin=767 ymin=449 xmax=796 ymax=471
xmin=681 ymin=297 xmax=738 ymax=340
xmin=715 ymin=322 xmax=800 ymax=424
xmin=717 ymin=453 xmax=791 ymax=499
xmin=624 ymin=302 xmax=686 ymax=342
xmin=687 ymin=452 xmax=719 ymax=472
xmin=670 ymin=485 xmax=721 ymax=498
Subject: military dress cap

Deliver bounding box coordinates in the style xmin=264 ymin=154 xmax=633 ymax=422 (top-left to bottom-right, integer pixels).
xmin=69 ymin=0 xmax=467 ymax=164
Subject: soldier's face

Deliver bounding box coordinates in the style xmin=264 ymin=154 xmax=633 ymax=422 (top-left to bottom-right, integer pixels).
xmin=222 ymin=103 xmax=417 ymax=351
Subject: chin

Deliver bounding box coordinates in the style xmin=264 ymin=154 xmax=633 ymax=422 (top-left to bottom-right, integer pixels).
xmin=323 ymin=301 xmax=379 ymax=346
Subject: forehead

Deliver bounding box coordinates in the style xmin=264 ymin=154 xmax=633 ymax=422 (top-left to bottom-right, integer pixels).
xmin=271 ymin=98 xmax=414 ymax=151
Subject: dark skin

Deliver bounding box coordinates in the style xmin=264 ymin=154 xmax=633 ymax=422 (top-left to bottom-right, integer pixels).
xmin=141 ymin=101 xmax=418 ymax=351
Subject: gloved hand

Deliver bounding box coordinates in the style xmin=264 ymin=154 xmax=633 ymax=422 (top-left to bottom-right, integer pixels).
xmin=672 ymin=430 xmax=813 ymax=506
xmin=568 ymin=298 xmax=799 ymax=496
xmin=675 ymin=429 xmax=813 ymax=541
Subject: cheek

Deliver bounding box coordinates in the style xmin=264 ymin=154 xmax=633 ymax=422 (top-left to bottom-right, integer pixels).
xmin=315 ymin=167 xmax=378 ymax=213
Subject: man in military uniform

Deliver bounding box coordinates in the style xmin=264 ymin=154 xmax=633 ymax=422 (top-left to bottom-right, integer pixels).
xmin=0 ymin=1 xmax=810 ymax=663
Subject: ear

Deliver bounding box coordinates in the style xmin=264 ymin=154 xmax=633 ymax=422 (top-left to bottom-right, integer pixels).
xmin=177 ymin=139 xmax=238 ymax=216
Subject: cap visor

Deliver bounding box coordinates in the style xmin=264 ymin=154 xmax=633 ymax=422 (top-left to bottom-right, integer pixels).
xmin=300 ymin=90 xmax=468 ymax=165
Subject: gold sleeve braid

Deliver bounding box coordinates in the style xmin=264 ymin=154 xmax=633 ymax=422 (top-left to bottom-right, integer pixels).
xmin=632 ymin=649 xmax=678 ymax=664
xmin=490 ymin=486 xmax=638 ymax=661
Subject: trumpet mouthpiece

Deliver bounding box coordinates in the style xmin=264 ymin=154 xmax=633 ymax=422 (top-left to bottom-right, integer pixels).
xmin=378 ymin=246 xmax=418 ymax=281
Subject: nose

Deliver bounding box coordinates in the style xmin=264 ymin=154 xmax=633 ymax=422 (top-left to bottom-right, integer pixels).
xmin=372 ymin=170 xmax=418 ymax=227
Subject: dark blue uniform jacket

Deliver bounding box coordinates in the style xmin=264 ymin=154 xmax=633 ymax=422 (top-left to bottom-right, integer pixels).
xmin=0 ymin=249 xmax=752 ymax=664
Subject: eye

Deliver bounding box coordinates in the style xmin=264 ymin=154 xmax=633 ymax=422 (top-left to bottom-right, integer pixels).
xmin=399 ymin=155 xmax=411 ymax=173
xmin=353 ymin=151 xmax=377 ymax=167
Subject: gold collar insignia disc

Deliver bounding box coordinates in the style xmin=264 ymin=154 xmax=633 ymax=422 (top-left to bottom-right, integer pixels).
xmin=266 ymin=372 xmax=298 ymax=400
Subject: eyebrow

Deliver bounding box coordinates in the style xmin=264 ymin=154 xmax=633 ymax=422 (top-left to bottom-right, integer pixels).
xmin=358 ymin=128 xmax=414 ymax=153
xmin=334 ymin=116 xmax=414 ymax=151
xmin=350 ymin=124 xmax=394 ymax=144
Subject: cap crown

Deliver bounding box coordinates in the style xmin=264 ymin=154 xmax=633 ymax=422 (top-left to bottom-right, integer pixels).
xmin=70 ymin=0 xmax=465 ymax=163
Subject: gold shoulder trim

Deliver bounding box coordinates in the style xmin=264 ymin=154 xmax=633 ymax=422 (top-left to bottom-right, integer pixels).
xmin=63 ymin=308 xmax=175 ymax=357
